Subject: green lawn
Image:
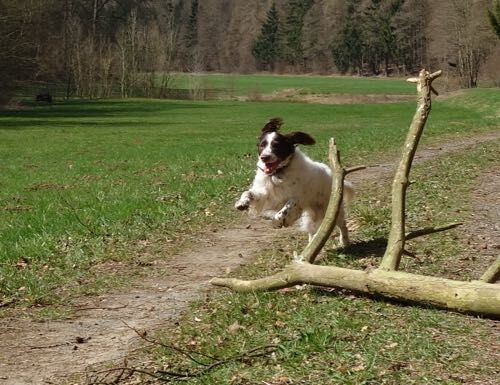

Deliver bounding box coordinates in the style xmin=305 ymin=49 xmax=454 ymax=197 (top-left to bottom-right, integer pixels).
xmin=0 ymin=87 xmax=498 ymax=306
xmin=170 ymin=73 xmax=416 ymax=96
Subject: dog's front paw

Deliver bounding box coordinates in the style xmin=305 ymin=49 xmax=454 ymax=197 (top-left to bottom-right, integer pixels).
xmin=235 ymin=199 xmax=250 ymax=211
xmin=235 ymin=192 xmax=253 ymax=211
xmin=234 ymin=191 xmax=253 ymax=211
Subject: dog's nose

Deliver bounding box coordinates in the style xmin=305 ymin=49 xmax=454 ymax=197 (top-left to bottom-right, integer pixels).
xmin=260 ymin=155 xmax=272 ymax=162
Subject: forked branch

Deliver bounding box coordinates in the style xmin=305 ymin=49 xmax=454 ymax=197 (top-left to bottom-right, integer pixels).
xmin=379 ymin=69 xmax=442 ymax=271
xmin=300 ymin=139 xmax=365 ymax=264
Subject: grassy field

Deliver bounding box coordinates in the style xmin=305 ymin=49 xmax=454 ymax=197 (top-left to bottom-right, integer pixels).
xmin=143 ymin=141 xmax=500 ymax=385
xmin=170 ymin=73 xmax=416 ymax=96
xmin=0 ymin=84 xmax=499 ymax=307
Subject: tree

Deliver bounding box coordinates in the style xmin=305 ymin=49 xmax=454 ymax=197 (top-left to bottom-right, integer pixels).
xmin=0 ymin=0 xmax=45 ymax=105
xmin=282 ymin=0 xmax=314 ymax=68
xmin=252 ymin=3 xmax=283 ymax=71
xmin=331 ymin=0 xmax=364 ymax=74
xmin=185 ymin=0 xmax=199 ymax=50
xmin=488 ymin=0 xmax=500 ymax=38
xmin=449 ymin=0 xmax=493 ymax=88
xmin=361 ymin=0 xmax=406 ymax=76
xmin=391 ymin=0 xmax=428 ymax=74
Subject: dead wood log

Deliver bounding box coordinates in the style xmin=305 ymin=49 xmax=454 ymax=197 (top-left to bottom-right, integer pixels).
xmin=211 ymin=263 xmax=500 ymax=316
xmin=211 ymin=69 xmax=500 ymax=318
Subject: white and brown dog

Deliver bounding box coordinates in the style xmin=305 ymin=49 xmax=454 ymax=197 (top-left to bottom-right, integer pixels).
xmin=235 ymin=118 xmax=353 ymax=246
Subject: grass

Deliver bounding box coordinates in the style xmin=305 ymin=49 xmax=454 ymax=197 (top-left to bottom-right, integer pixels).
xmin=140 ymin=141 xmax=500 ymax=385
xmin=0 ymin=85 xmax=498 ymax=307
xmin=170 ymin=73 xmax=416 ymax=96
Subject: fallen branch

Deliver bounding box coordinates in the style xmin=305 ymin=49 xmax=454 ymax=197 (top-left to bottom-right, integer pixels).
xmin=87 ymin=341 xmax=278 ymax=384
xmin=211 ymin=262 xmax=500 ymax=316
xmin=123 ymin=321 xmax=218 ymax=365
xmin=88 ymin=322 xmax=279 ymax=384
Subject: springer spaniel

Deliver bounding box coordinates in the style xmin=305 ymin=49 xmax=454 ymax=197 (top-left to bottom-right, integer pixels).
xmin=235 ymin=118 xmax=354 ymax=246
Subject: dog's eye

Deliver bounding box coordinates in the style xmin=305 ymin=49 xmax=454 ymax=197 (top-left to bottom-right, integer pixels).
xmin=259 ymin=140 xmax=267 ymax=147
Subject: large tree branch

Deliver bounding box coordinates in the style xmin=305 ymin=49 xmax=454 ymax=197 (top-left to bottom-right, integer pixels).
xmin=211 ymin=262 xmax=500 ymax=317
xmin=379 ymin=69 xmax=442 ymax=271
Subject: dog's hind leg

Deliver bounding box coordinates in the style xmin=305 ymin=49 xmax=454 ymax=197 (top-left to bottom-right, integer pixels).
xmin=337 ymin=215 xmax=350 ymax=248
xmin=272 ymin=200 xmax=301 ymax=228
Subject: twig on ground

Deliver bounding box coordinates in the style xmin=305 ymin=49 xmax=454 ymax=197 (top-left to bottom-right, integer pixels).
xmin=405 ymin=222 xmax=463 ymax=241
xmin=28 ymin=342 xmax=71 ymax=350
xmin=58 ymin=193 xmax=101 ymax=237
xmin=74 ymin=304 xmax=128 ymax=311
xmin=122 ymin=321 xmax=218 ymax=364
xmin=87 ymin=328 xmax=279 ymax=385
xmin=0 ymin=299 xmax=16 ymax=308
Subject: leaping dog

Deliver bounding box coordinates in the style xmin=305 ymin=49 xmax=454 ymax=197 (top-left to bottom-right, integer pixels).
xmin=235 ymin=118 xmax=354 ymax=246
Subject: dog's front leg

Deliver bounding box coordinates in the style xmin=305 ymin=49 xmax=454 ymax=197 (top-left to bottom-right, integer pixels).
xmin=235 ymin=191 xmax=254 ymax=211
xmin=272 ymin=199 xmax=301 ymax=228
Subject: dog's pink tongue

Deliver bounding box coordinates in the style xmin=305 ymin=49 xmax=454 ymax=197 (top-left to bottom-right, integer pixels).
xmin=264 ymin=161 xmax=279 ymax=174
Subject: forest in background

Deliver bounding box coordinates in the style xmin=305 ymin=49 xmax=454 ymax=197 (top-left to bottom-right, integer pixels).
xmin=1 ymin=0 xmax=499 ymax=103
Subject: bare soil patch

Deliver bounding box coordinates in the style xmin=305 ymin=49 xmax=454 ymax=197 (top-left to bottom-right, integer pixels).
xmin=448 ymin=167 xmax=500 ymax=281
xmin=0 ymin=130 xmax=499 ymax=385
xmin=256 ymin=88 xmax=415 ymax=104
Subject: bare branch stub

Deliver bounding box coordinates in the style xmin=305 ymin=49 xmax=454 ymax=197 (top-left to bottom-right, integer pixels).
xmin=480 ymin=256 xmax=500 ymax=284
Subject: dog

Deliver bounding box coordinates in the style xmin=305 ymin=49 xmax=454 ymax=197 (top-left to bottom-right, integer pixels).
xmin=235 ymin=118 xmax=354 ymax=246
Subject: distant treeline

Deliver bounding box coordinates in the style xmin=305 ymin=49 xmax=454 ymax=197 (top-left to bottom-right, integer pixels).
xmin=1 ymin=0 xmax=499 ymax=103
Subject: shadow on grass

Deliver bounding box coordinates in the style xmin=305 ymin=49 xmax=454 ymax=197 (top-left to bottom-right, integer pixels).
xmin=323 ymin=237 xmax=388 ymax=262
xmin=0 ymin=99 xmax=212 ymax=130
xmin=344 ymin=237 xmax=388 ymax=258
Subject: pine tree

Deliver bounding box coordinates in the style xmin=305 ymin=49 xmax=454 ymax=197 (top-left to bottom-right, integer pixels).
xmin=362 ymin=0 xmax=404 ymax=75
xmin=488 ymin=0 xmax=500 ymax=38
xmin=185 ymin=0 xmax=198 ymax=49
xmin=331 ymin=0 xmax=364 ymax=74
xmin=252 ymin=3 xmax=283 ymax=71
xmin=391 ymin=0 xmax=428 ymax=74
xmin=283 ymin=0 xmax=314 ymax=67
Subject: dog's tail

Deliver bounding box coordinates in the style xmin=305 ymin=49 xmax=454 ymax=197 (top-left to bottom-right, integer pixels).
xmin=343 ymin=180 xmax=355 ymax=207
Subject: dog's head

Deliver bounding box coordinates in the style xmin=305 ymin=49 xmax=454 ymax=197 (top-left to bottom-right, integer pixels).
xmin=257 ymin=118 xmax=315 ymax=175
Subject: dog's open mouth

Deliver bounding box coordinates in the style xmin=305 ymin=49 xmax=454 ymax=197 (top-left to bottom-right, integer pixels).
xmin=264 ymin=160 xmax=281 ymax=174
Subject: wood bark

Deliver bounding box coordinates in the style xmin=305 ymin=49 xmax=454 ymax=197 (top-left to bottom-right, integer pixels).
xmin=211 ymin=69 xmax=500 ymax=318
xmin=379 ymin=69 xmax=441 ymax=271
xmin=211 ymin=263 xmax=500 ymax=317
xmin=479 ymin=257 xmax=500 ymax=284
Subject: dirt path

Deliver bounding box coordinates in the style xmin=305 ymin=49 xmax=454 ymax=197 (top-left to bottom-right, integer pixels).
xmin=1 ymin=130 xmax=499 ymax=385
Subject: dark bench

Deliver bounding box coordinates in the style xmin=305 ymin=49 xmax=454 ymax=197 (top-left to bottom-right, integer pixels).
xmin=36 ymin=93 xmax=53 ymax=103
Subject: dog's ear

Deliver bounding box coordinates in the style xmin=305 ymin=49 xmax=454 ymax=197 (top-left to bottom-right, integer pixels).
xmin=262 ymin=117 xmax=283 ymax=133
xmin=286 ymin=131 xmax=316 ymax=146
